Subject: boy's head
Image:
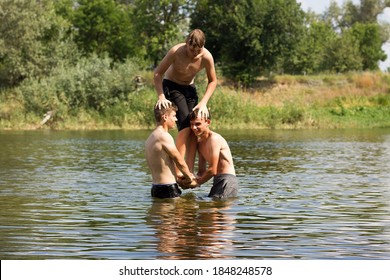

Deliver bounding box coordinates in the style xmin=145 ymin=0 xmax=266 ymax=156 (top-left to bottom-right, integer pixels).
xmin=189 ymin=108 xmax=211 ymax=136
xmin=186 ymin=29 xmax=205 ymax=49
xmin=186 ymin=29 xmax=205 ymax=58
xmin=154 ymin=103 xmax=178 ymax=123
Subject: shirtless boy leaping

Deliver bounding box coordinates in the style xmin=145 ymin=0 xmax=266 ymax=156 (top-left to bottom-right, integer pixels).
xmin=153 ymin=29 xmax=217 ymax=172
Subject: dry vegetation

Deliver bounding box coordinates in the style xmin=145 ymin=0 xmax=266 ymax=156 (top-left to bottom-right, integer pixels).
xmin=232 ymin=72 xmax=389 ymax=107
xmin=1 ymin=71 xmax=390 ymax=130
xmin=209 ymin=71 xmax=390 ymax=129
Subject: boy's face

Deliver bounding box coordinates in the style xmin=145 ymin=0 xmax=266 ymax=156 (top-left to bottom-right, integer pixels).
xmin=186 ymin=42 xmax=203 ymax=58
xmin=164 ymin=110 xmax=177 ymax=129
xmin=190 ymin=116 xmax=210 ymax=136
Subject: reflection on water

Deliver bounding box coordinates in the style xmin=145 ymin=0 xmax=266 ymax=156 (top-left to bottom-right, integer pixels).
xmin=0 ymin=129 xmax=390 ymax=259
xmin=147 ymin=194 xmax=236 ymax=259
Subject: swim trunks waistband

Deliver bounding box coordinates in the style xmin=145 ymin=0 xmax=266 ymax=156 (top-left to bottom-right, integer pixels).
xmin=152 ymin=183 xmax=177 ymax=187
xmin=163 ymin=79 xmax=195 ymax=89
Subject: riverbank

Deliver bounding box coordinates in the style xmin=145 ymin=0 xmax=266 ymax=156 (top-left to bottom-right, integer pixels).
xmin=1 ymin=71 xmax=389 ymax=130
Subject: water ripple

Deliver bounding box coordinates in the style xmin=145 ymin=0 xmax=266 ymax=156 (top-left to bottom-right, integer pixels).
xmin=1 ymin=129 xmax=390 ymax=259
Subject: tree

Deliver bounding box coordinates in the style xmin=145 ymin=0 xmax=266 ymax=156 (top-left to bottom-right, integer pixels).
xmin=261 ymin=0 xmax=305 ymax=73
xmin=191 ymin=0 xmax=304 ymax=85
xmin=284 ymin=20 xmax=337 ymax=74
xmin=0 ymin=0 xmax=78 ymax=87
xmin=322 ymin=0 xmax=389 ymax=70
xmin=132 ymin=0 xmax=195 ymax=66
xmin=325 ymin=0 xmax=390 ymax=28
xmin=61 ymin=0 xmax=138 ymax=61
xmin=351 ymin=23 xmax=387 ymax=70
xmin=323 ymin=30 xmax=363 ymax=72
xmin=212 ymin=0 xmax=267 ymax=84
xmin=359 ymin=0 xmax=390 ymax=23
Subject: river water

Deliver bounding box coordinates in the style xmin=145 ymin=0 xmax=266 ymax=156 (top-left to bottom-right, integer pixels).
xmin=0 ymin=129 xmax=389 ymax=259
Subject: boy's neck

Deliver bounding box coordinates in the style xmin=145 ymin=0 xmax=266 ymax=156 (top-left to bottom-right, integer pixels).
xmin=157 ymin=123 xmax=168 ymax=132
xmin=198 ymin=129 xmax=212 ymax=141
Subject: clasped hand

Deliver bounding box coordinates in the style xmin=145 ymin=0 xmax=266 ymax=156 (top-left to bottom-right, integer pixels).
xmin=177 ymin=175 xmax=199 ymax=189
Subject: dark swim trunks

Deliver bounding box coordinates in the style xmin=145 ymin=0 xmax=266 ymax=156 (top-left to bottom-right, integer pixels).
xmin=151 ymin=183 xmax=182 ymax=199
xmin=208 ymin=174 xmax=238 ymax=199
xmin=163 ymin=79 xmax=198 ymax=131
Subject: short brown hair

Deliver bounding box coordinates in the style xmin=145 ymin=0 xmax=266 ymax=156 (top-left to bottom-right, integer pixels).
xmin=154 ymin=103 xmax=178 ymax=122
xmin=186 ymin=29 xmax=205 ymax=48
xmin=190 ymin=108 xmax=211 ymax=121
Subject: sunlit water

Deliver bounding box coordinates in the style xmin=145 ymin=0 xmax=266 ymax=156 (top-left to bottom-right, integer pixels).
xmin=1 ymin=129 xmax=389 ymax=259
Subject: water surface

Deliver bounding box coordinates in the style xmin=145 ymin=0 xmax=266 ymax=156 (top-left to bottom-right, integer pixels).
xmin=1 ymin=129 xmax=389 ymax=259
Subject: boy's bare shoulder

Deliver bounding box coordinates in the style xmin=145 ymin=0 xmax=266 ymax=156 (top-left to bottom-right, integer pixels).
xmin=202 ymin=47 xmax=213 ymax=59
xmin=170 ymin=43 xmax=186 ymax=54
xmin=159 ymin=130 xmax=175 ymax=144
xmin=210 ymin=131 xmax=222 ymax=139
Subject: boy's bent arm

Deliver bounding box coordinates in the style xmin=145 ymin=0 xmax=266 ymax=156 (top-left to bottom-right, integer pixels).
xmin=153 ymin=47 xmax=176 ymax=108
xmin=195 ymin=51 xmax=217 ymax=116
xmin=196 ymin=141 xmax=220 ymax=185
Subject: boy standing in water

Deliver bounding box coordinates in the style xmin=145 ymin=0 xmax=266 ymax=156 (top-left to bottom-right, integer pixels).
xmin=145 ymin=103 xmax=198 ymax=199
xmin=190 ymin=109 xmax=238 ymax=199
xmin=153 ymin=29 xmax=217 ymax=172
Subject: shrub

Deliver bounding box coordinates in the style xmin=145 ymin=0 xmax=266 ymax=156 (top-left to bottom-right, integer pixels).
xmin=18 ymin=55 xmax=145 ymax=117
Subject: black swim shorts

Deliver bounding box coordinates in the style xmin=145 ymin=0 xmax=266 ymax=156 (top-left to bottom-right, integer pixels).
xmin=151 ymin=183 xmax=182 ymax=199
xmin=163 ymin=79 xmax=198 ymax=131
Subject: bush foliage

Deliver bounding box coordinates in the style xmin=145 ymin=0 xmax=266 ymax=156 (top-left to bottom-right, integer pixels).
xmin=1 ymin=0 xmax=390 ymax=130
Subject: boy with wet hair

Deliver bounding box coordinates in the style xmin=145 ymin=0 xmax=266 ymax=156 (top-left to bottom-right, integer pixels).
xmin=190 ymin=109 xmax=238 ymax=199
xmin=145 ymin=103 xmax=198 ymax=199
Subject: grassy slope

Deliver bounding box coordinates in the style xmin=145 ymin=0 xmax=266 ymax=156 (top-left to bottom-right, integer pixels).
xmin=1 ymin=71 xmax=390 ymax=130
xmin=208 ymin=71 xmax=390 ymax=129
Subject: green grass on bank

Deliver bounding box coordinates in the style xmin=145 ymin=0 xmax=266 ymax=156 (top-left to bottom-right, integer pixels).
xmin=1 ymin=71 xmax=390 ymax=130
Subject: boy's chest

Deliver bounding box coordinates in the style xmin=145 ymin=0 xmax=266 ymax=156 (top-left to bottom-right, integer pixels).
xmin=198 ymin=142 xmax=213 ymax=161
xmin=173 ymin=56 xmax=202 ymax=75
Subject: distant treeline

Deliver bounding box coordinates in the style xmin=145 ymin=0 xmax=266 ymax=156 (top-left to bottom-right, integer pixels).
xmin=1 ymin=0 xmax=390 ymax=88
xmin=1 ymin=0 xmax=390 ymax=129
